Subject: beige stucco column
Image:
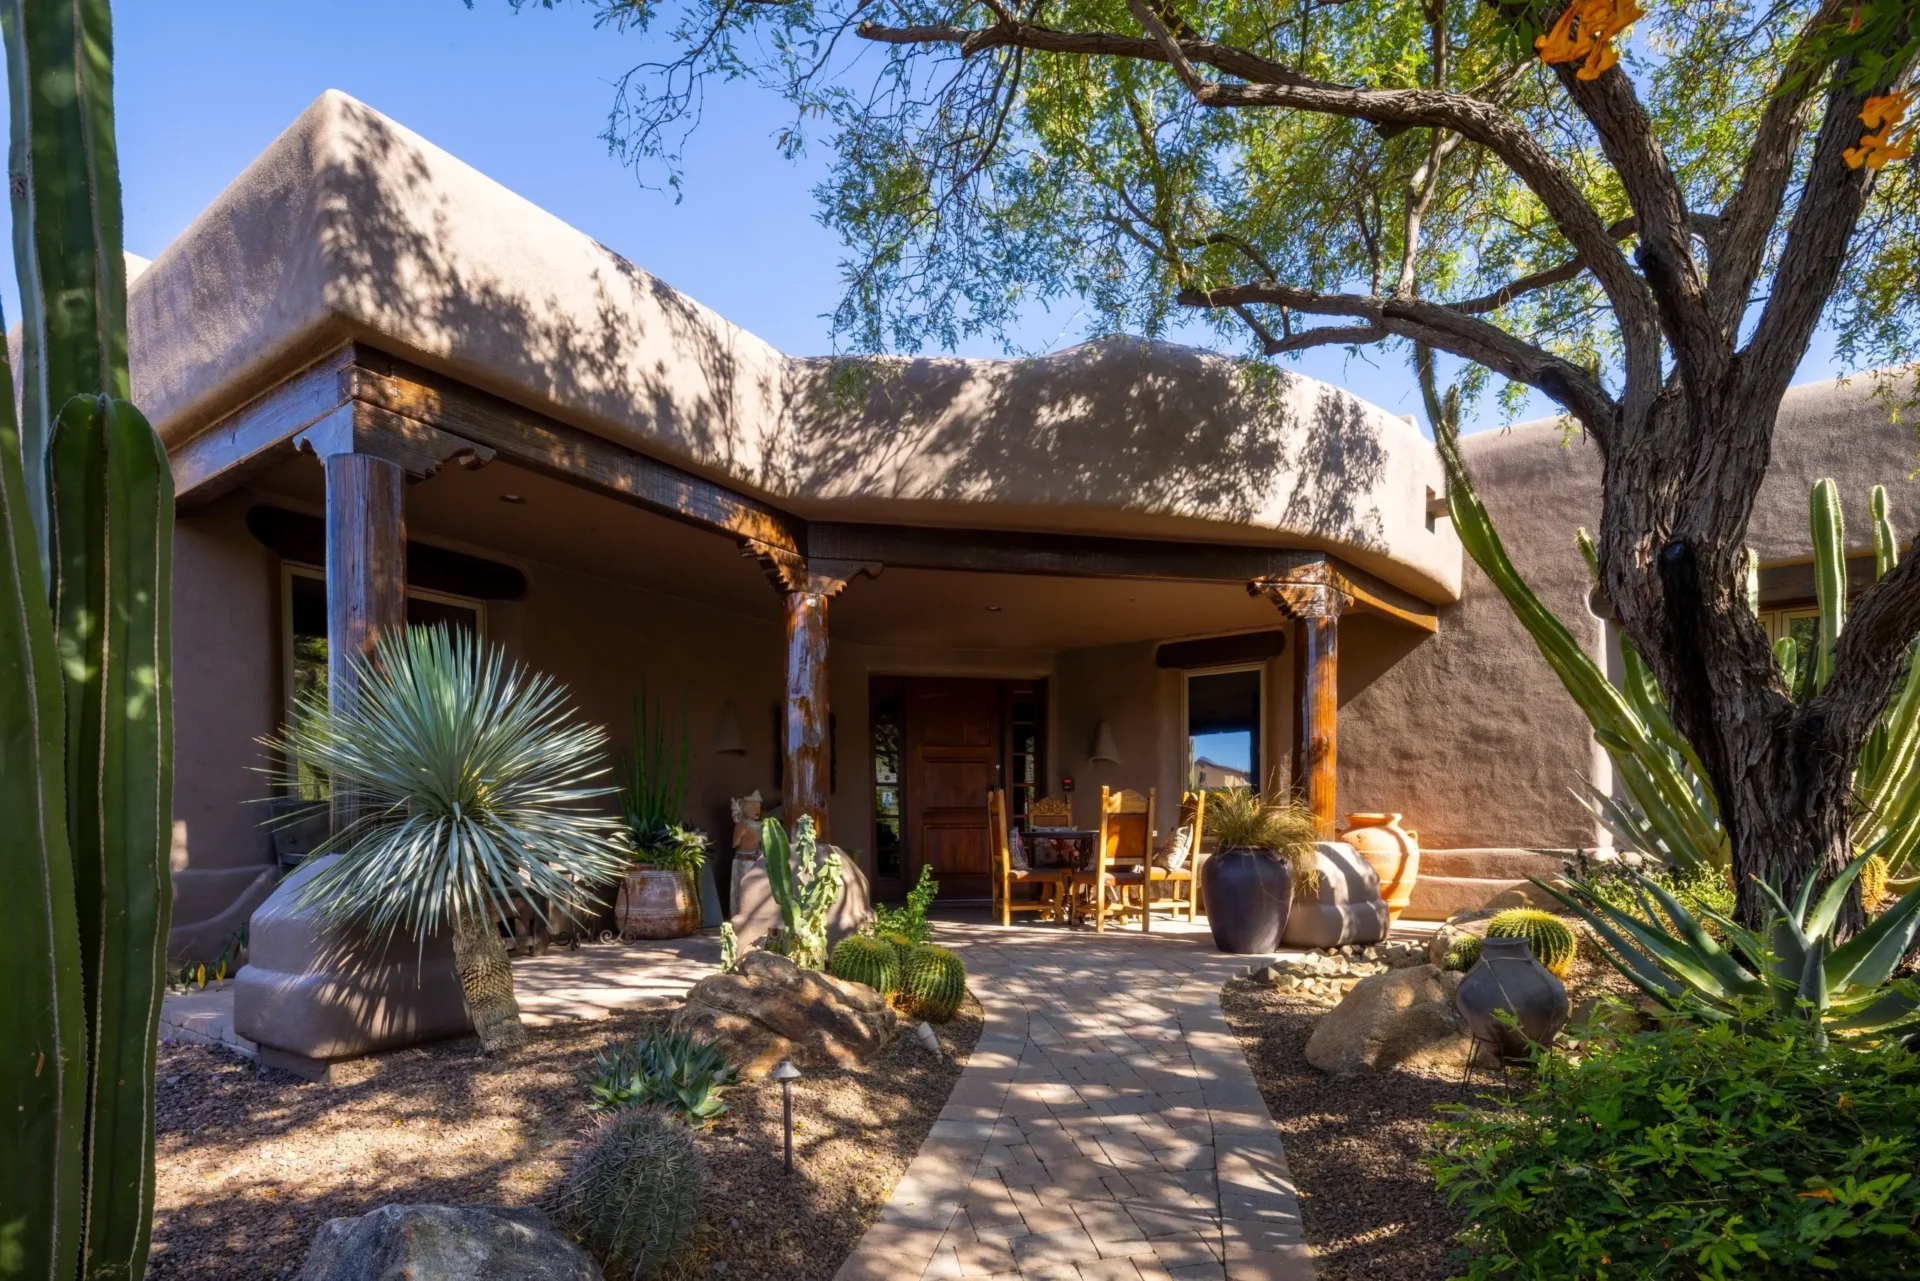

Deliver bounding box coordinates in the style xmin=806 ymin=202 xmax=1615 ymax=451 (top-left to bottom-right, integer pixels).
xmin=1250 ymin=564 xmax=1352 ymax=838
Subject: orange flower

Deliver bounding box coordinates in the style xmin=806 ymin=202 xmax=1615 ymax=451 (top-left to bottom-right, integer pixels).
xmin=1535 ymin=0 xmax=1646 ymax=81
xmin=1846 ymin=90 xmax=1916 ymax=170
xmin=1797 ymin=1188 xmax=1837 ymax=1201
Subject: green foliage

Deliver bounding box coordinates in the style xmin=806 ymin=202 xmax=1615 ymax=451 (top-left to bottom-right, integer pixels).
xmin=718 ymin=921 xmax=739 ymax=973
xmin=898 ymin=944 xmax=967 ymax=1024
xmin=1430 ymin=1018 xmax=1920 ymax=1279
xmin=553 ymin=1106 xmax=703 ymax=1280
xmin=1443 ymin=934 xmax=1482 ymax=973
xmin=1486 ymin=909 xmax=1577 ymax=979
xmin=1861 ymin=853 xmax=1891 ymax=912
xmin=1544 ymin=854 xmax=1920 ymax=1046
xmin=622 ymin=689 xmax=697 ymax=862
xmin=588 ymin=1032 xmax=739 ymax=1125
xmin=1203 ymin=784 xmax=1319 ymax=892
xmin=760 ymin=814 xmax=841 ymax=969
xmin=828 ymin=934 xmax=902 ymax=996
xmin=1571 ymin=854 xmax=1736 ymax=941
xmin=271 ymin=625 xmax=633 ymax=941
xmin=872 ymin=863 xmax=939 ymax=945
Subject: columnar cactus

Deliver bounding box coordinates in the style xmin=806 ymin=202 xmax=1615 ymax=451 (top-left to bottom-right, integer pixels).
xmin=0 ymin=5 xmax=175 ymax=1278
xmin=828 ymin=935 xmax=901 ymax=995
xmin=898 ymin=945 xmax=968 ymax=1023
xmin=1487 ymin=908 xmax=1578 ymax=978
xmin=554 ymin=1107 xmax=703 ymax=1279
xmin=761 ymin=815 xmax=841 ymax=969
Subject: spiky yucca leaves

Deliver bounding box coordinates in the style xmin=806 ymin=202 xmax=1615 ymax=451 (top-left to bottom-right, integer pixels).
xmin=269 ymin=625 xmax=631 ymax=1051
xmin=553 ymin=1107 xmax=702 ymax=1280
xmin=1486 ymin=909 xmax=1578 ymax=978
xmin=898 ymin=945 xmax=967 ymax=1023
xmin=829 ymin=935 xmax=901 ymax=995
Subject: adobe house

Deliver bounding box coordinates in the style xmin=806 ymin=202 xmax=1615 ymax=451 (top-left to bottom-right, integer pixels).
xmin=141 ymin=91 xmax=1920 ymax=963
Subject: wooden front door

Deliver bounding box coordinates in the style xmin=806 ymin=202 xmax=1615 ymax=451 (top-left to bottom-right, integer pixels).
xmin=904 ymin=678 xmax=1002 ymax=900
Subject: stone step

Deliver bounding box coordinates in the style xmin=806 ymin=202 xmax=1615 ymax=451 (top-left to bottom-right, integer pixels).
xmin=1417 ymin=848 xmax=1570 ymax=880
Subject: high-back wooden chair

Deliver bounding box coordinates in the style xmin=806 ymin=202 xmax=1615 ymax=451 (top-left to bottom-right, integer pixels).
xmin=1143 ymin=789 xmax=1207 ymax=926
xmin=1077 ymin=786 xmax=1156 ymax=931
xmin=989 ymin=787 xmax=1071 ymax=927
xmin=1028 ymin=794 xmax=1074 ymax=828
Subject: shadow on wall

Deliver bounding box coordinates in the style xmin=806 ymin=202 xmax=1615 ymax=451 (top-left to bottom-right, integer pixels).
xmin=781 ymin=340 xmax=1392 ymax=553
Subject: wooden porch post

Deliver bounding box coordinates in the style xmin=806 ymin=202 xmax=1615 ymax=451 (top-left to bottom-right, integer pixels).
xmin=749 ymin=546 xmax=880 ymax=843
xmin=323 ymin=451 xmax=406 ymax=828
xmin=1251 ymin=562 xmax=1349 ymax=839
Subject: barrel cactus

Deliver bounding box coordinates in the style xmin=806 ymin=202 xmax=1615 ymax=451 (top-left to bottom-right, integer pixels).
xmin=1486 ymin=908 xmax=1578 ymax=978
xmin=898 ymin=944 xmax=967 ymax=1023
xmin=1443 ymin=934 xmax=1483 ymax=973
xmin=828 ymin=935 xmax=901 ymax=995
xmin=879 ymin=930 xmax=914 ymax=952
xmin=553 ymin=1106 xmax=702 ymax=1280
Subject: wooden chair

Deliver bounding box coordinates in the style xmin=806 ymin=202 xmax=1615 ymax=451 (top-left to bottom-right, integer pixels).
xmin=1142 ymin=789 xmax=1207 ymax=927
xmin=1028 ymin=794 xmax=1074 ymax=828
xmin=1077 ymin=786 xmax=1156 ymax=932
xmin=989 ymin=787 xmax=1071 ymax=927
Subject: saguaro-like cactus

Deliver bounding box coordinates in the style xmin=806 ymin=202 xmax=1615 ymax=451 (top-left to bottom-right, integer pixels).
xmin=761 ymin=814 xmax=842 ymax=969
xmin=0 ymin=3 xmax=175 ymax=1279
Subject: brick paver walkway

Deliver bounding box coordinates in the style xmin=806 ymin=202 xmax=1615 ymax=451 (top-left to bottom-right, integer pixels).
xmin=837 ymin=920 xmax=1311 ymax=1281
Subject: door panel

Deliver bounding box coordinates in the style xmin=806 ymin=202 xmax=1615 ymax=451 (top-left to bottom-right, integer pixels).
xmin=905 ymin=678 xmax=1001 ymax=899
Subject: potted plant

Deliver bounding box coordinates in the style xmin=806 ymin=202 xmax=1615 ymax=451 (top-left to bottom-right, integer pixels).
xmin=617 ymin=690 xmax=709 ymax=939
xmin=1199 ymin=784 xmax=1317 ymax=953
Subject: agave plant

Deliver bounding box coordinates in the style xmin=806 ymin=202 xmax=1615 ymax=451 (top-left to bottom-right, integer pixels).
xmin=587 ymin=1031 xmax=739 ymax=1124
xmin=269 ymin=625 xmax=632 ymax=1052
xmin=1543 ymin=854 xmax=1920 ymax=1047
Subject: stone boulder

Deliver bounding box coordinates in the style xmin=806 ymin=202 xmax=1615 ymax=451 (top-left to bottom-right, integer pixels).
xmin=1305 ymin=964 xmax=1497 ymax=1077
xmin=671 ymin=949 xmax=898 ymax=1078
xmin=298 ymin=1204 xmax=601 ymax=1281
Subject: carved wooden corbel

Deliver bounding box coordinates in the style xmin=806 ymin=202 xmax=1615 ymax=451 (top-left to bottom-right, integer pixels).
xmin=740 ymin=538 xmax=881 ymax=597
xmin=1249 ymin=560 xmax=1351 ymax=620
xmin=295 ymin=401 xmax=496 ymax=480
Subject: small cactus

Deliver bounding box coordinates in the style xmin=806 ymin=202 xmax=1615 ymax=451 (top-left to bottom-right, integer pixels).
xmin=898 ymin=944 xmax=967 ymax=1023
xmin=1443 ymin=934 xmax=1483 ymax=973
xmin=1860 ymin=853 xmax=1890 ymax=912
xmin=553 ymin=1106 xmax=702 ymax=1280
xmin=1486 ymin=908 xmax=1577 ymax=978
xmin=828 ymin=935 xmax=901 ymax=995
xmin=879 ymin=930 xmax=914 ymax=952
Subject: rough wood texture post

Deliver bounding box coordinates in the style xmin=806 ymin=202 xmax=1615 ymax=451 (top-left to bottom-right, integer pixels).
xmin=1250 ymin=562 xmax=1350 ymax=838
xmin=325 ymin=451 xmax=406 ymax=827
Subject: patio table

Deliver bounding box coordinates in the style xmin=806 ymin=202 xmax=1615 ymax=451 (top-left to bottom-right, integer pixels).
xmin=1026 ymin=826 xmax=1099 ymax=871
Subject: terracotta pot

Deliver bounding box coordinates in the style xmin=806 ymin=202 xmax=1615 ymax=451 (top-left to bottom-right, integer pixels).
xmin=1454 ymin=936 xmax=1569 ymax=1061
xmin=1342 ymin=812 xmax=1420 ymax=927
xmin=1199 ymin=846 xmax=1295 ymax=954
xmin=615 ymin=866 xmax=701 ymax=940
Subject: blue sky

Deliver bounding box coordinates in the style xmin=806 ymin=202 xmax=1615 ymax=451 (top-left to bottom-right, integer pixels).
xmin=47 ymin=1 xmax=1850 ymax=434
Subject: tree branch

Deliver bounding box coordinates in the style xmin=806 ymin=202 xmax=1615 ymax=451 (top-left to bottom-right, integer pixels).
xmin=1177 ymin=279 xmax=1618 ymax=438
xmin=1806 ymin=550 xmax=1920 ymax=770
xmin=1445 ymin=213 xmax=1725 ymax=314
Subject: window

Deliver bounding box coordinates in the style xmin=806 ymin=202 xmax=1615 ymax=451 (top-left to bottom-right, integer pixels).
xmin=1186 ymin=667 xmax=1262 ymax=793
xmin=1756 ymin=605 xmax=1822 ymax=652
xmin=871 ymin=684 xmax=904 ymax=880
xmin=281 ymin=566 xmax=485 ymax=798
xmin=1005 ymin=682 xmax=1043 ymax=826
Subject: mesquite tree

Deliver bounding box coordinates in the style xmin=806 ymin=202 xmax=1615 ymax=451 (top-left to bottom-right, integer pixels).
xmin=552 ymin=0 xmax=1920 ymax=925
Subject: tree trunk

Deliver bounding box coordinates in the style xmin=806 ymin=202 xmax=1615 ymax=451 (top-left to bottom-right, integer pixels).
xmin=451 ymin=912 xmax=528 ymax=1053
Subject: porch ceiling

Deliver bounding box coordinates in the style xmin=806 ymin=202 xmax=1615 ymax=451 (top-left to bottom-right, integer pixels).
xmin=253 ymin=455 xmax=1297 ymax=651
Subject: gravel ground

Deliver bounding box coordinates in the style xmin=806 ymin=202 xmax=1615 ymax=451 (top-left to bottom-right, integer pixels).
xmin=148 ymin=995 xmax=983 ymax=1280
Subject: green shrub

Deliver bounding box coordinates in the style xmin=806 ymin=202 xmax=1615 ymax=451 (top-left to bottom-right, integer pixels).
xmin=828 ymin=934 xmax=901 ymax=995
xmin=588 ymin=1032 xmax=738 ymax=1124
xmin=898 ymin=944 xmax=967 ymax=1023
xmin=553 ymin=1106 xmax=702 ymax=1280
xmin=1574 ymin=856 xmax=1735 ymax=939
xmin=873 ymin=863 xmax=940 ymax=944
xmin=1486 ymin=908 xmax=1577 ymax=978
xmin=1203 ymin=784 xmax=1319 ymax=893
xmin=1430 ymin=1017 xmax=1920 ymax=1279
xmin=1443 ymin=934 xmax=1482 ymax=973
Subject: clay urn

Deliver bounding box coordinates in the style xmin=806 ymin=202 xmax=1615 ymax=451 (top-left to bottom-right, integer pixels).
xmin=1454 ymin=935 xmax=1569 ymax=1061
xmin=1200 ymin=845 xmax=1296 ymax=954
xmin=1342 ymin=812 xmax=1420 ymax=926
xmin=615 ymin=865 xmax=702 ymax=939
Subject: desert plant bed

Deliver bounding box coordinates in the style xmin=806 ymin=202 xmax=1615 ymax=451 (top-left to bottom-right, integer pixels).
xmin=146 ymin=994 xmax=982 ymax=1280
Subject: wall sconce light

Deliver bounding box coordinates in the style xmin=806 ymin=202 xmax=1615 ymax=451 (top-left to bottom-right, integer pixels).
xmin=1090 ymin=720 xmax=1121 ymax=765
xmin=713 ymin=700 xmax=747 ymax=755
xmin=771 ymin=1058 xmax=803 ymax=1173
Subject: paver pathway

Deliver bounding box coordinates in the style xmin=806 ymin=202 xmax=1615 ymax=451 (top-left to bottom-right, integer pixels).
xmin=837 ymin=920 xmax=1311 ymax=1281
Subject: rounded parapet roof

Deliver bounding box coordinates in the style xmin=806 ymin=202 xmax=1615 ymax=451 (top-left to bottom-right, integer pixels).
xmin=128 ymin=89 xmax=1461 ymax=604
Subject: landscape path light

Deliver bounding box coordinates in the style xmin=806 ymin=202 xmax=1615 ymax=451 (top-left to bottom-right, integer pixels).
xmin=770 ymin=1058 xmax=803 ymax=1174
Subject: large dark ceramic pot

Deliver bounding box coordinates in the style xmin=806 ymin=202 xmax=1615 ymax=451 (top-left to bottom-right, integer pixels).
xmin=1454 ymin=936 xmax=1570 ymax=1060
xmin=1200 ymin=845 xmax=1295 ymax=953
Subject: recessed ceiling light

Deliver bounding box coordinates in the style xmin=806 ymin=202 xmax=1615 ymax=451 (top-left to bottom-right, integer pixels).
xmin=986 ymin=605 xmax=1003 ymax=612
xmin=500 ymin=493 xmax=526 ymax=504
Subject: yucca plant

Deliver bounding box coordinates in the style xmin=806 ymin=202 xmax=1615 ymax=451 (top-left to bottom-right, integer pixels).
xmin=269 ymin=625 xmax=632 ymax=1052
xmin=1542 ymin=854 xmax=1920 ymax=1047
xmin=1204 ymin=783 xmax=1319 ymax=893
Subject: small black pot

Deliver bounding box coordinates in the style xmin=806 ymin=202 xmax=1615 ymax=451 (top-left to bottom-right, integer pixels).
xmin=1200 ymin=845 xmax=1295 ymax=953
xmin=1455 ymin=936 xmax=1570 ymax=1060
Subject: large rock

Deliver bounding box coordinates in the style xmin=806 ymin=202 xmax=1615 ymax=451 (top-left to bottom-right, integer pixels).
xmin=1282 ymin=842 xmax=1389 ymax=949
xmin=236 ymin=856 xmax=472 ymax=1071
xmin=297 ymin=1204 xmax=601 ymax=1281
xmin=671 ymin=949 xmax=898 ymax=1078
xmin=729 ymin=846 xmax=873 ymax=951
xmin=1305 ymin=964 xmax=1496 ymax=1076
